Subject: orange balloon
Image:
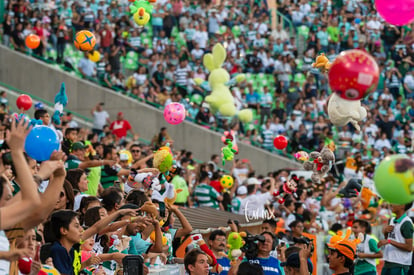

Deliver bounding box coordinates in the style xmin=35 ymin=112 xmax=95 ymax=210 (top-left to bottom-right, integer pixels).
xmin=25 ymin=34 xmax=40 ymax=49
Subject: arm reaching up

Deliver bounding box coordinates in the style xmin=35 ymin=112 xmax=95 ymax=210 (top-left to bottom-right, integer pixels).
xmin=22 ymin=151 xmax=67 ymax=230
xmin=0 ymin=120 xmax=41 ymax=229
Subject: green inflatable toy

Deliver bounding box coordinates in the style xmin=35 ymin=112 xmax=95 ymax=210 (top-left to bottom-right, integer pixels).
xmin=374 ymin=154 xmax=414 ymax=204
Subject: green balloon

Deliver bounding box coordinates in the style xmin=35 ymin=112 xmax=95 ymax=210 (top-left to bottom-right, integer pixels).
xmin=374 ymin=154 xmax=414 ymax=204
xmin=191 ymin=94 xmax=203 ymax=105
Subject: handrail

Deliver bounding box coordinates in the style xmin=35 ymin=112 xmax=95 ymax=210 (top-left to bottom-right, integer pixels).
xmin=0 ymin=80 xmax=230 ymax=171
xmin=275 ymin=10 xmax=295 ymax=38
xmin=0 ymin=80 xmax=94 ymax=123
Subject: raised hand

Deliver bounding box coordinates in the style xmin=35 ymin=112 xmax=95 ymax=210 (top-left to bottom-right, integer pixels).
xmin=6 ymin=119 xmax=31 ymax=151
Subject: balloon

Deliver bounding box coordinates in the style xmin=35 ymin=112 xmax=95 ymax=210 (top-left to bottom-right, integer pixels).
xmin=375 ymin=0 xmax=414 ymax=26
xmin=24 ymin=126 xmax=60 ymax=161
xmin=163 ymin=103 xmax=186 ymax=125
xmin=328 ymin=49 xmax=379 ymax=100
xmin=18 ymin=257 xmax=32 ymax=274
xmin=88 ymin=50 xmax=101 ymax=62
xmin=191 ymin=94 xmax=203 ymax=105
xmin=220 ymin=175 xmax=234 ymax=190
xmin=16 ymin=94 xmax=33 ymax=111
xmin=273 ymin=135 xmax=288 ymax=150
xmin=374 ymin=154 xmax=414 ymax=204
xmin=354 ymin=18 xmax=361 ymax=24
xmin=74 ymin=30 xmax=96 ymax=52
xmin=25 ymin=34 xmax=40 ymax=49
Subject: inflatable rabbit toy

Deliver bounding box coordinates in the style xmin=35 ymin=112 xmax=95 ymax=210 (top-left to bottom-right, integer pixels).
xmin=201 ymin=43 xmax=253 ymax=123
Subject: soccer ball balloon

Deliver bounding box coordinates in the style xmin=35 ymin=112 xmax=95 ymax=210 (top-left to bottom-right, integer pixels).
xmin=374 ymin=154 xmax=414 ymax=204
xmin=74 ymin=30 xmax=96 ymax=52
xmin=220 ymin=175 xmax=234 ymax=190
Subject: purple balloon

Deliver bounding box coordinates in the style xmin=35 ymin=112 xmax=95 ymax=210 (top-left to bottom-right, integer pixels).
xmin=375 ymin=0 xmax=414 ymax=26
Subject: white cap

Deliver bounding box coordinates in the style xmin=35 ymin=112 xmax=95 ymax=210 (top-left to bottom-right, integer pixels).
xmin=247 ymin=177 xmax=260 ymax=185
xmin=119 ymin=153 xmax=129 ymax=161
xmin=237 ymin=186 xmax=247 ymax=195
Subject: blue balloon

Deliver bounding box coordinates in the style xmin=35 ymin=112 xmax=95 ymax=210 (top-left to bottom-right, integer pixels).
xmin=24 ymin=126 xmax=60 ymax=161
xmin=354 ymin=18 xmax=361 ymax=24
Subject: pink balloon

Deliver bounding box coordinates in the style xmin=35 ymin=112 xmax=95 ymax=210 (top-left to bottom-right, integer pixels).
xmin=375 ymin=0 xmax=414 ymax=26
xmin=163 ymin=103 xmax=186 ymax=125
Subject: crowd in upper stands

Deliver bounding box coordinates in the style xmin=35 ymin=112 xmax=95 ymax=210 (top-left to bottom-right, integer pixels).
xmin=3 ymin=0 xmax=414 ymax=162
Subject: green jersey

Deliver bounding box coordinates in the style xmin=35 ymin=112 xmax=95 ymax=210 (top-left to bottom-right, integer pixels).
xmin=194 ymin=183 xmax=221 ymax=209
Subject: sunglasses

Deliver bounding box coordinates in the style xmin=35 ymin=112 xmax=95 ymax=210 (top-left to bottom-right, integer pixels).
xmin=131 ymin=150 xmax=141 ymax=153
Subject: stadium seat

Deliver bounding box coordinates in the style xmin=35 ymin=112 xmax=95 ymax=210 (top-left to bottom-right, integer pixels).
xmin=294 ymin=73 xmax=306 ymax=86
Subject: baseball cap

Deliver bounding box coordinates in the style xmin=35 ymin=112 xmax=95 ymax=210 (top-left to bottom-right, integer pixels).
xmin=247 ymin=177 xmax=260 ymax=185
xmin=327 ymin=228 xmax=360 ymax=261
xmin=117 ymin=112 xmax=123 ymax=116
xmin=72 ymin=142 xmax=88 ymax=151
xmin=281 ymin=253 xmax=313 ymax=273
xmin=119 ymin=153 xmax=129 ymax=161
xmin=237 ymin=186 xmax=247 ymax=195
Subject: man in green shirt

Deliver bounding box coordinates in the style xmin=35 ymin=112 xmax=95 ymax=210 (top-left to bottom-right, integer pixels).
xmin=65 ymin=142 xmax=115 ymax=171
xmin=171 ymin=171 xmax=190 ymax=206
xmin=194 ymin=172 xmax=223 ymax=209
xmin=352 ymin=219 xmax=382 ymax=275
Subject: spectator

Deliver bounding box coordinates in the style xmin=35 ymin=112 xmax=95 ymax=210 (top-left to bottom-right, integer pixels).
xmin=232 ymin=186 xmax=248 ymax=214
xmin=194 ymin=171 xmax=223 ymax=210
xmin=109 ymin=112 xmax=136 ymax=141
xmin=247 ymin=231 xmax=284 ymax=275
xmin=378 ymin=203 xmax=414 ymax=275
xmin=184 ymin=249 xmax=210 ymax=275
xmin=351 ymin=219 xmax=382 ymax=274
xmin=78 ymin=52 xmax=97 ymax=78
xmin=91 ymin=102 xmax=110 ymax=136
xmin=241 ymin=177 xmax=275 ymax=218
xmin=281 ymin=247 xmax=312 ymax=275
xmin=327 ymin=236 xmax=355 ymax=275
xmin=208 ymin=230 xmax=231 ymax=275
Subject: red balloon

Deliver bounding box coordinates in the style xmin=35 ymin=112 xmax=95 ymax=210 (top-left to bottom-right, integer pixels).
xmin=328 ymin=49 xmax=379 ymax=100
xmin=273 ymin=135 xmax=288 ymax=150
xmin=18 ymin=257 xmax=32 ymax=274
xmin=16 ymin=94 xmax=33 ymax=111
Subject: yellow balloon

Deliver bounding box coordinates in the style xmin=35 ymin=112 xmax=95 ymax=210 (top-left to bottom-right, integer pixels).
xmin=88 ymin=50 xmax=101 ymax=62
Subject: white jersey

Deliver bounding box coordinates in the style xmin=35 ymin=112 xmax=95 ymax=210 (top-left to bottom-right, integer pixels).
xmin=383 ymin=215 xmax=413 ymax=266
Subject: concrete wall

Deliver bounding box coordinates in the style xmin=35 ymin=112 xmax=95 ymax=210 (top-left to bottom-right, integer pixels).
xmin=0 ymin=45 xmax=301 ymax=174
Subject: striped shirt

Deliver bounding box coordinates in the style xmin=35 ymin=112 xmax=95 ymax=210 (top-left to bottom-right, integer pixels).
xmin=231 ymin=197 xmax=242 ymax=214
xmin=261 ymin=127 xmax=274 ymax=150
xmin=101 ymin=165 xmax=119 ymax=189
xmin=174 ymin=66 xmax=190 ymax=86
xmin=194 ymin=183 xmax=221 ymax=209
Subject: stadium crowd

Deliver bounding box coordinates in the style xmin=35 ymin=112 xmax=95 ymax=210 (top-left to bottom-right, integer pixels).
xmin=1 ymin=0 xmax=414 ymax=274
xmin=2 ymin=0 xmax=414 ymax=160
xmin=0 ymin=101 xmax=410 ymax=275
